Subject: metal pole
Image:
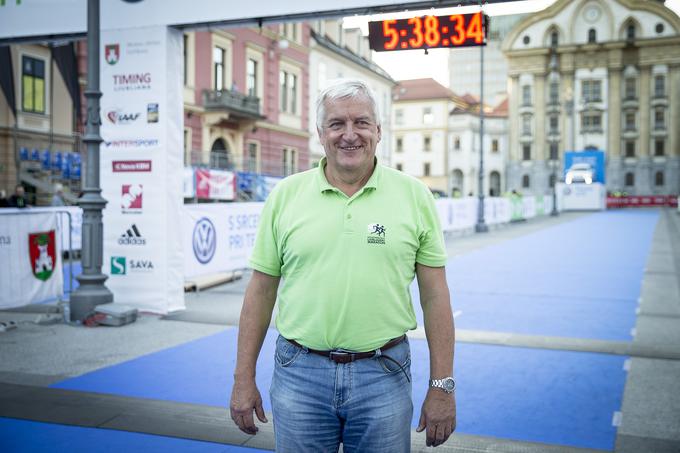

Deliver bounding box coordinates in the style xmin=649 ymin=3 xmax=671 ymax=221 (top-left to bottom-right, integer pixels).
xmin=69 ymin=0 xmax=113 ymax=321
xmin=475 ymin=10 xmax=488 ymax=233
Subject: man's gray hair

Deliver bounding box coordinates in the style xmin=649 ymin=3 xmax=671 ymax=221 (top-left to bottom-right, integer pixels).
xmin=316 ymin=79 xmax=380 ymax=130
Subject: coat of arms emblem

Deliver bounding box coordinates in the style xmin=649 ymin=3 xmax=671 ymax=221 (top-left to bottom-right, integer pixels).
xmin=29 ymin=230 xmax=56 ymax=281
xmin=105 ymin=44 xmax=120 ymax=65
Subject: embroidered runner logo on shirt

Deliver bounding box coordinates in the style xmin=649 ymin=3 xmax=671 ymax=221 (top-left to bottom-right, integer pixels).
xmin=367 ymin=223 xmax=386 ymax=245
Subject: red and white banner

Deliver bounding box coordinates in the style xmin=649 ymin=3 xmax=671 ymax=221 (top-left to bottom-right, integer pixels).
xmin=195 ymin=169 xmax=236 ymax=201
xmin=607 ymin=195 xmax=678 ymax=208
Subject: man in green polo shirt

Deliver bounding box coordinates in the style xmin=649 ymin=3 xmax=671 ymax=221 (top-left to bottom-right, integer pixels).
xmin=230 ymin=79 xmax=456 ymax=451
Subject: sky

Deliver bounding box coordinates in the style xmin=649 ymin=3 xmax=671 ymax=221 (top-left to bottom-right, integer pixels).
xmin=343 ymin=0 xmax=680 ymax=87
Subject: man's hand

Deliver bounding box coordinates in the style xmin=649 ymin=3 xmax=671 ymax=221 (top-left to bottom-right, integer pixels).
xmin=230 ymin=378 xmax=268 ymax=435
xmin=416 ymin=388 xmax=457 ymax=447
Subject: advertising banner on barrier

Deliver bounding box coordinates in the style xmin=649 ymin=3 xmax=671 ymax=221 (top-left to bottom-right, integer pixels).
xmin=100 ymin=26 xmax=184 ymax=314
xmin=182 ymin=203 xmax=264 ymax=278
xmin=0 ymin=211 xmax=63 ymax=309
xmin=195 ymin=168 xmax=236 ymax=201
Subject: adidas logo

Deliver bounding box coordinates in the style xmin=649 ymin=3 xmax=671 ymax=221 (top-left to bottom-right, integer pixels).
xmin=118 ymin=224 xmax=146 ymax=245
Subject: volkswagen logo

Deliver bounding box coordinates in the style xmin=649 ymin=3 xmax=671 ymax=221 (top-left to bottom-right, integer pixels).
xmin=193 ymin=217 xmax=216 ymax=264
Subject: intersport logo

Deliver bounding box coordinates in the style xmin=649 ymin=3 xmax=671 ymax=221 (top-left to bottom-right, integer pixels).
xmin=105 ymin=138 xmax=159 ymax=149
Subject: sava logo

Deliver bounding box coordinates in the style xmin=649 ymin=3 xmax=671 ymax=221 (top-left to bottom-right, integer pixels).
xmin=118 ymin=224 xmax=146 ymax=245
xmin=111 ymin=256 xmax=154 ymax=275
xmin=367 ymin=223 xmax=386 ymax=245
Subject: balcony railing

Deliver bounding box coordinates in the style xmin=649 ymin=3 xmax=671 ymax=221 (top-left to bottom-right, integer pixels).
xmin=203 ymin=89 xmax=262 ymax=119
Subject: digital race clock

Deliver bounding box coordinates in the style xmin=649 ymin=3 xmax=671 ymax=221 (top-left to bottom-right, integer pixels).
xmin=368 ymin=12 xmax=488 ymax=52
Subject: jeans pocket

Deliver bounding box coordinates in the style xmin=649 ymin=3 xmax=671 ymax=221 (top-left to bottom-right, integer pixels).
xmin=378 ymin=339 xmax=411 ymax=375
xmin=275 ymin=336 xmax=303 ymax=367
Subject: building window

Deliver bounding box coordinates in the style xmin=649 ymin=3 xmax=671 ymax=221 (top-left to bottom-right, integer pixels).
xmin=423 ymin=163 xmax=431 ymax=177
xmin=522 ymin=144 xmax=531 ymax=161
xmin=581 ymin=111 xmax=602 ymax=131
xmin=549 ymin=82 xmax=559 ymax=104
xmin=522 ymin=114 xmax=532 ymax=136
xmin=281 ymin=23 xmax=298 ymax=42
xmin=423 ymin=107 xmax=434 ymax=124
xmin=213 ymin=46 xmax=225 ymax=91
xmin=625 ymin=140 xmax=636 ymax=158
xmin=183 ymin=34 xmax=189 ymax=86
xmin=395 ymin=109 xmax=403 ymax=125
xmin=280 ymin=71 xmax=298 ymax=114
xmin=549 ymin=115 xmax=558 ymax=133
xmin=655 ymin=171 xmax=664 ymax=186
xmin=396 ymin=163 xmax=403 ymax=171
xmin=454 ymin=136 xmax=460 ymax=150
xmin=655 ymin=139 xmax=665 ymax=157
xmin=183 ymin=128 xmax=191 ymax=165
xmin=626 ymin=24 xmax=636 ymax=41
xmin=549 ymin=142 xmax=558 ymax=160
xmin=550 ymin=31 xmax=558 ymax=48
xmin=588 ymin=28 xmax=597 ymax=43
xmin=522 ymin=174 xmax=530 ymax=188
xmin=522 ymin=85 xmax=531 ymax=106
xmin=247 ymin=142 xmax=259 ymax=173
xmin=423 ymin=135 xmax=431 ymax=151
xmin=582 ymin=80 xmax=602 ymax=102
xmin=624 ymin=112 xmax=636 ymax=131
xmin=654 ymin=108 xmax=665 ymax=130
xmin=492 ymin=139 xmax=499 ymax=153
xmin=396 ymin=137 xmax=403 ymax=153
xmin=625 ymin=172 xmax=635 ymax=186
xmin=654 ymin=75 xmax=665 ymax=98
xmin=22 ymin=56 xmax=45 ymax=113
xmin=624 ymin=77 xmax=636 ymax=99
xmin=282 ymin=147 xmax=297 ymax=176
xmin=247 ymin=59 xmax=258 ymax=97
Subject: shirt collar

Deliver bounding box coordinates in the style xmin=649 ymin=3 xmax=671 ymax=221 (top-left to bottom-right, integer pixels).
xmin=317 ymin=157 xmax=381 ymax=193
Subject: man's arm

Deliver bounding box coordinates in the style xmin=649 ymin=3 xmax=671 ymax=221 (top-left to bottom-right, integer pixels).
xmin=230 ymin=269 xmax=280 ymax=435
xmin=414 ymin=263 xmax=456 ymax=448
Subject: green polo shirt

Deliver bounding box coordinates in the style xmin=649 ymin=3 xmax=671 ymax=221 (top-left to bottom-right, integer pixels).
xmin=250 ymin=158 xmax=447 ymax=351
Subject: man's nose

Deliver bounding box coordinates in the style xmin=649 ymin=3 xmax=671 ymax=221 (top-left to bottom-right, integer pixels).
xmin=342 ymin=123 xmax=357 ymax=140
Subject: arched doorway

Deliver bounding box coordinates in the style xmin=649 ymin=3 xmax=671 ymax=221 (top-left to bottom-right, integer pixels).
xmin=451 ymin=169 xmax=464 ymax=197
xmin=210 ymin=138 xmax=232 ymax=169
xmin=489 ymin=171 xmax=501 ymax=197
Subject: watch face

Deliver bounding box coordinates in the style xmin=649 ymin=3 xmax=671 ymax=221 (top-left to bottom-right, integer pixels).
xmin=443 ymin=378 xmax=456 ymax=392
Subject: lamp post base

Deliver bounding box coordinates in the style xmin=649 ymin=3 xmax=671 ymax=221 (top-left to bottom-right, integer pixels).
xmin=475 ymin=222 xmax=489 ymax=233
xmin=69 ymin=274 xmax=113 ymax=321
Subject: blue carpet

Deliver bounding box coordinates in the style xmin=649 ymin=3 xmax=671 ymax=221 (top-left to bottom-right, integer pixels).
xmin=413 ymin=210 xmax=658 ymax=340
xmin=53 ymin=329 xmax=626 ymax=450
xmin=0 ymin=417 xmax=272 ymax=452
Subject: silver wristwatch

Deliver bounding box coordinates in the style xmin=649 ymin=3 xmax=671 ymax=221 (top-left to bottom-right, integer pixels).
xmin=429 ymin=377 xmax=456 ymax=393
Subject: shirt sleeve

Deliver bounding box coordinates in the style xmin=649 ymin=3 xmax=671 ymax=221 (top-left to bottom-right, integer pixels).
xmin=249 ymin=193 xmax=282 ymax=277
xmin=415 ymin=187 xmax=448 ymax=267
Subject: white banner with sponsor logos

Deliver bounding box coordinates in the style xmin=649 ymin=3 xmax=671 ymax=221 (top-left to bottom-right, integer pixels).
xmin=182 ymin=203 xmax=263 ymax=278
xmin=0 ymin=211 xmax=63 ymax=309
xmin=100 ymin=26 xmax=184 ymax=314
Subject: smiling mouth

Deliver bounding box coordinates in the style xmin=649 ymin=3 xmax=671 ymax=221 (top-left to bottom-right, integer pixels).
xmin=340 ymin=145 xmax=362 ymax=151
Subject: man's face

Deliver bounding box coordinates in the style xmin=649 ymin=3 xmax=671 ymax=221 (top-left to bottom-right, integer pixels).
xmin=16 ymin=186 xmax=24 ymax=196
xmin=318 ymin=95 xmax=381 ymax=175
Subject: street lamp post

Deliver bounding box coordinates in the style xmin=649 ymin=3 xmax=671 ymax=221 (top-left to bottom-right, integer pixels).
xmin=551 ymin=152 xmax=559 ymax=216
xmin=69 ymin=0 xmax=113 ymax=321
xmin=475 ymin=11 xmax=488 ymax=233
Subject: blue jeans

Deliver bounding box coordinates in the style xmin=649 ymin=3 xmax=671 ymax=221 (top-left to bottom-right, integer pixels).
xmin=270 ymin=335 xmax=413 ymax=453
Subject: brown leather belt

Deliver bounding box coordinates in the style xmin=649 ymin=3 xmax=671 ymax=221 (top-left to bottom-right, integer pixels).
xmin=287 ymin=335 xmax=406 ymax=364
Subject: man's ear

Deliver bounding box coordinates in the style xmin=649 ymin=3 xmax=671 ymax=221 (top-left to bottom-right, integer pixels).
xmin=377 ymin=124 xmax=382 ymax=142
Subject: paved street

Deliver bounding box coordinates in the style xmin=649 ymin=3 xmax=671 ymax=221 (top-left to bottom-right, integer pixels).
xmin=1 ymin=209 xmax=679 ymax=452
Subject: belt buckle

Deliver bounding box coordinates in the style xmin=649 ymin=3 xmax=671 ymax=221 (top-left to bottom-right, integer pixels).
xmin=329 ymin=351 xmax=353 ymax=364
